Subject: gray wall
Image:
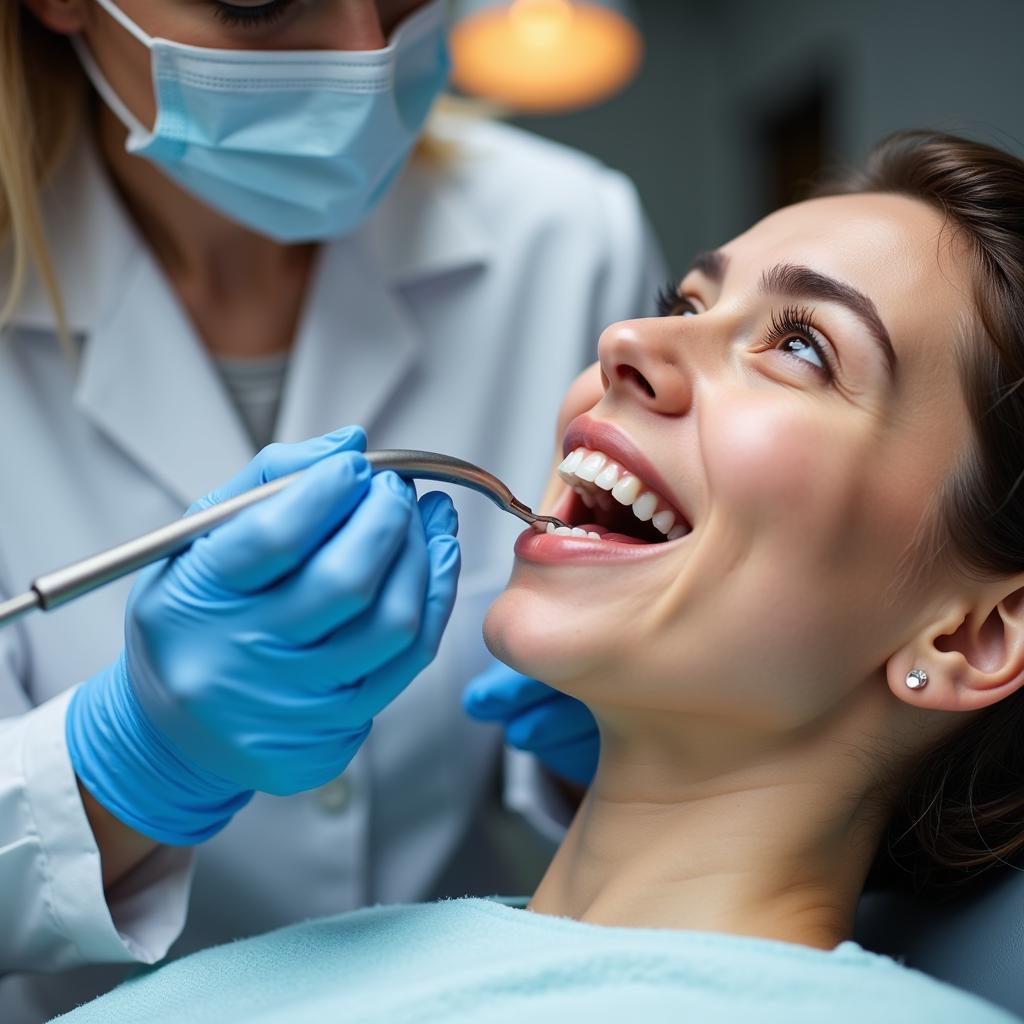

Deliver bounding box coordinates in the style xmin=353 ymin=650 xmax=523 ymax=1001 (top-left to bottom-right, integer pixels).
xmin=509 ymin=0 xmax=1024 ymax=274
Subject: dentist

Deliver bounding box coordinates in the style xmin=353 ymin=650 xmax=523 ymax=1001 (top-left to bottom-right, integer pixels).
xmin=0 ymin=1 xmax=660 ymax=1019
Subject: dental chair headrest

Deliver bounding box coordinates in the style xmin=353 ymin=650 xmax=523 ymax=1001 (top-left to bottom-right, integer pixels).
xmin=854 ymin=858 xmax=1024 ymax=1018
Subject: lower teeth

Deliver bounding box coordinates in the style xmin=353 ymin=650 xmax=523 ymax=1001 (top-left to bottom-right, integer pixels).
xmin=546 ymin=524 xmax=601 ymax=540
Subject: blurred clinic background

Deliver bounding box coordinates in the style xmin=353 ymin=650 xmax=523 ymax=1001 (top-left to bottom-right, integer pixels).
xmin=449 ymin=0 xmax=1024 ymax=276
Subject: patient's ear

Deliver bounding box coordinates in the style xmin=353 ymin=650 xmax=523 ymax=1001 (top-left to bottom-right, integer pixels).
xmin=887 ymin=578 xmax=1024 ymax=711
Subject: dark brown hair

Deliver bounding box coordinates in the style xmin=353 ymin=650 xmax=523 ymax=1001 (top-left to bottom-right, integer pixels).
xmin=829 ymin=131 xmax=1024 ymax=894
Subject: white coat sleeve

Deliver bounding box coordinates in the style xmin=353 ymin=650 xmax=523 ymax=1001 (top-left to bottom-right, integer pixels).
xmin=503 ymin=166 xmax=669 ymax=842
xmin=0 ymin=581 xmax=194 ymax=974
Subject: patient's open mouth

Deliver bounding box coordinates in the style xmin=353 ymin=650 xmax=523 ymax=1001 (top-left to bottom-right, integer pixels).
xmin=552 ymin=446 xmax=692 ymax=545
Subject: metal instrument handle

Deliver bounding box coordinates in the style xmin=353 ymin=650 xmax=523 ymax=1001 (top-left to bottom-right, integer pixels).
xmin=0 ymin=450 xmax=561 ymax=628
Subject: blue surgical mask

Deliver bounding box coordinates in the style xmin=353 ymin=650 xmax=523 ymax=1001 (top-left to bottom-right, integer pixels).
xmin=73 ymin=0 xmax=449 ymax=243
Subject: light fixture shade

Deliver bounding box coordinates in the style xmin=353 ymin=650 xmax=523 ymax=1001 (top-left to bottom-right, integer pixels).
xmin=448 ymin=0 xmax=643 ymax=115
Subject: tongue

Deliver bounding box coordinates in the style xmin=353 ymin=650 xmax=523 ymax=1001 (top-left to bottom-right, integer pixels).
xmin=577 ymin=523 xmax=652 ymax=546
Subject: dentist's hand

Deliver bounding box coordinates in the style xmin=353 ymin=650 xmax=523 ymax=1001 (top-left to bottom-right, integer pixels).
xmin=66 ymin=427 xmax=461 ymax=846
xmin=463 ymin=662 xmax=599 ymax=787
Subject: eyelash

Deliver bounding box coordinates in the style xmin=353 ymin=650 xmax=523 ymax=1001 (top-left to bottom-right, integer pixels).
xmin=656 ymin=282 xmax=837 ymax=382
xmin=656 ymin=283 xmax=694 ymax=319
xmin=211 ymin=0 xmax=297 ymax=28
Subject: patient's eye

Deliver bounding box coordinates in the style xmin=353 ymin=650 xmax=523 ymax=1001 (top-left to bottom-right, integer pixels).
xmin=777 ymin=336 xmax=823 ymax=368
xmin=657 ymin=282 xmax=699 ymax=318
xmin=761 ymin=305 xmax=836 ymax=380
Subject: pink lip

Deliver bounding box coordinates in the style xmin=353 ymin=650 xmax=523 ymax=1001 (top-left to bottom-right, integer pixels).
xmin=515 ymin=526 xmax=686 ymax=565
xmin=562 ymin=414 xmax=692 ymax=526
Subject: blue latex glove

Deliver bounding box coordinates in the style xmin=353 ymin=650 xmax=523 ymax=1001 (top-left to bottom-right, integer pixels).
xmin=67 ymin=426 xmax=461 ymax=845
xmin=462 ymin=662 xmax=599 ymax=787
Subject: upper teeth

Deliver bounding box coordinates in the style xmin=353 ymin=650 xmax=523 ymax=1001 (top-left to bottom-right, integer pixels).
xmin=557 ymin=447 xmax=689 ymax=541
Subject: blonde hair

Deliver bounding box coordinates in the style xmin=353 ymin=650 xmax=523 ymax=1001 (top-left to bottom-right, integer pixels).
xmin=0 ymin=5 xmax=84 ymax=346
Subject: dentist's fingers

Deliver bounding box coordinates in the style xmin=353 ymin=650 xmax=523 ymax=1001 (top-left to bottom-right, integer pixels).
xmin=187 ymin=450 xmax=373 ymax=594
xmin=504 ymin=693 xmax=597 ymax=750
xmin=337 ymin=529 xmax=461 ymax=723
xmin=188 ymin=426 xmax=367 ymax=513
xmin=293 ymin=490 xmax=459 ymax=678
xmin=270 ymin=472 xmax=418 ymax=644
xmin=462 ymin=663 xmax=559 ymax=720
xmin=526 ymin=733 xmax=599 ymax=788
xmin=462 ymin=662 xmax=600 ymax=787
xmin=418 ymin=490 xmax=459 ymax=541
xmin=297 ymin=485 xmax=431 ymax=664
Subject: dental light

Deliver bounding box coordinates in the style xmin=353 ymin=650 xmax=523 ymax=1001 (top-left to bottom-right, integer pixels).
xmin=448 ymin=0 xmax=643 ymax=114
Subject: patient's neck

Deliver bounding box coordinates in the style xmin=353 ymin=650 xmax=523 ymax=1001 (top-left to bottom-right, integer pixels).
xmin=528 ymin=710 xmax=888 ymax=951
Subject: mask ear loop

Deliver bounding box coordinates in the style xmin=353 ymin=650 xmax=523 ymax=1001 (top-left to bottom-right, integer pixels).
xmin=90 ymin=0 xmax=154 ymax=48
xmin=71 ymin=0 xmax=154 ymax=137
xmin=70 ymin=35 xmax=150 ymax=139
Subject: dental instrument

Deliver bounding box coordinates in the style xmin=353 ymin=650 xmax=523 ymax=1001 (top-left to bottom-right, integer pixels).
xmin=0 ymin=450 xmax=568 ymax=630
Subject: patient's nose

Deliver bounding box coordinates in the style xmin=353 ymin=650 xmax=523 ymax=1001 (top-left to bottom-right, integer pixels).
xmin=598 ymin=319 xmax=693 ymax=416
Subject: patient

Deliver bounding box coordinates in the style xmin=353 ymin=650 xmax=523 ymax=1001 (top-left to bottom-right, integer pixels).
xmin=54 ymin=131 xmax=1024 ymax=1023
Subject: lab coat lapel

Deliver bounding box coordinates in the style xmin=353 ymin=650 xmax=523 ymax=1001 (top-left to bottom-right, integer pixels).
xmin=11 ymin=128 xmax=253 ymax=508
xmin=74 ymin=256 xmax=254 ymax=509
xmin=276 ymin=155 xmax=490 ymax=444
xmin=275 ymin=238 xmax=420 ymax=444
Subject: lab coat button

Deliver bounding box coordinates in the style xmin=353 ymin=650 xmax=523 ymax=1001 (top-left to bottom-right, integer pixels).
xmin=316 ymin=776 xmax=352 ymax=813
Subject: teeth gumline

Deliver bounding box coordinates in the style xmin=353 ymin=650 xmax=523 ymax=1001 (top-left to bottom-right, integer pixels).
xmin=556 ymin=446 xmax=691 ymax=541
xmin=545 ymin=523 xmax=602 ymax=540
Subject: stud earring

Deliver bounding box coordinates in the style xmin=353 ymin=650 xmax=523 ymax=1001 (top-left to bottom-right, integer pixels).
xmin=905 ymin=668 xmax=928 ymax=690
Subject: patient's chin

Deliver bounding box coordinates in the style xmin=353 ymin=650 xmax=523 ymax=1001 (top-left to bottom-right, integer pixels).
xmin=482 ymin=591 xmax=538 ymax=677
xmin=483 ymin=587 xmax=597 ymax=690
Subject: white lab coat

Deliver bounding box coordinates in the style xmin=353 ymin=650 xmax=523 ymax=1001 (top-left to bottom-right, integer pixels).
xmin=0 ymin=112 xmax=664 ymax=1022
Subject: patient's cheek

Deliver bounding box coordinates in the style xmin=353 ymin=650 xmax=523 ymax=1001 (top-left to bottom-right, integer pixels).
xmin=556 ymin=362 xmax=604 ymax=439
xmin=703 ymin=399 xmax=844 ymax=529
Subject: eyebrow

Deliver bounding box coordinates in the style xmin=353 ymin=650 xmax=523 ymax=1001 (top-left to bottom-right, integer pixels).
xmin=760 ymin=262 xmax=898 ymax=377
xmin=685 ymin=250 xmax=898 ymax=378
xmin=688 ymin=249 xmax=729 ymax=284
